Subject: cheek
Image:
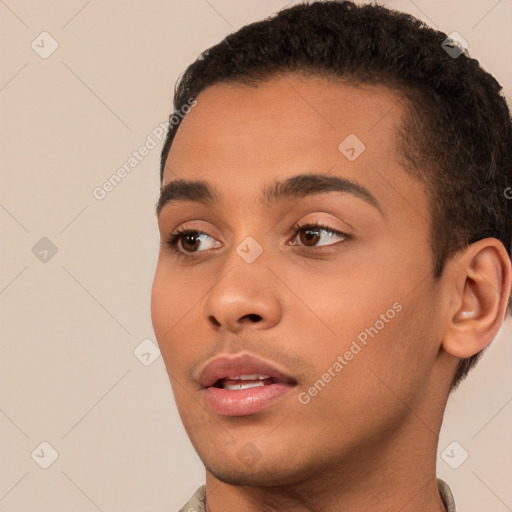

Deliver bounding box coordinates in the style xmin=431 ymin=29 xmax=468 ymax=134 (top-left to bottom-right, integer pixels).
xmin=150 ymin=263 xmax=187 ymax=361
xmin=151 ymin=261 xmax=196 ymax=336
xmin=150 ymin=264 xmax=170 ymax=340
xmin=150 ymin=261 xmax=209 ymax=374
xmin=288 ymin=254 xmax=436 ymax=396
xmin=283 ymin=259 xmax=400 ymax=343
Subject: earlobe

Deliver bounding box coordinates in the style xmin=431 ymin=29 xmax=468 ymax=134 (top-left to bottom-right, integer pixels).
xmin=442 ymin=239 xmax=512 ymax=359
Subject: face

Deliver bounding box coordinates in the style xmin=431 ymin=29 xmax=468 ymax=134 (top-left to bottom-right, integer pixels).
xmin=151 ymin=74 xmax=449 ymax=486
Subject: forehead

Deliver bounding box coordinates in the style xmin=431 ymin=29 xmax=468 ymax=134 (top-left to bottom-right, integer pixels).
xmin=162 ymin=73 xmax=426 ymax=220
xmin=164 ymin=74 xmax=403 ymax=178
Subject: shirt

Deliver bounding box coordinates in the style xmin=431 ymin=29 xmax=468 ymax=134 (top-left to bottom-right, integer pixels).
xmin=178 ymin=478 xmax=456 ymax=511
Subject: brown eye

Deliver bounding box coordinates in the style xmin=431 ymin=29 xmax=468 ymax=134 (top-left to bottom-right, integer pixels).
xmin=290 ymin=223 xmax=347 ymax=248
xmin=163 ymin=229 xmax=221 ymax=258
xmin=299 ymin=228 xmax=321 ymax=247
xmin=180 ymin=232 xmax=201 ymax=252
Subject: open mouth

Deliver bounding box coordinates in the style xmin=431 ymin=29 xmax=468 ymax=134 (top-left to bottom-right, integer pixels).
xmin=198 ymin=353 xmax=297 ymax=416
xmin=213 ymin=374 xmax=278 ymax=390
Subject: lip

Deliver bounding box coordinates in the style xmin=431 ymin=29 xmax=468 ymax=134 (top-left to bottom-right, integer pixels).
xmin=198 ymin=353 xmax=297 ymax=416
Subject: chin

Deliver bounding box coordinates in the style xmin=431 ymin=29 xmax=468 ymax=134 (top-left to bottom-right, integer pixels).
xmin=207 ymin=465 xmax=292 ymax=487
xmin=207 ymin=467 xmax=253 ymax=486
xmin=202 ymin=450 xmax=317 ymax=488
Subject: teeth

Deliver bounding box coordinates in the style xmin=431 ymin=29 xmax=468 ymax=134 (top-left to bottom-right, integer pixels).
xmin=218 ymin=374 xmax=273 ymax=390
xmin=224 ymin=381 xmax=266 ymax=391
xmin=235 ymin=374 xmax=271 ymax=380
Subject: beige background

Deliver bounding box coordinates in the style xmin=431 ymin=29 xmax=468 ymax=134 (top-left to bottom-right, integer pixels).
xmin=0 ymin=0 xmax=511 ymax=510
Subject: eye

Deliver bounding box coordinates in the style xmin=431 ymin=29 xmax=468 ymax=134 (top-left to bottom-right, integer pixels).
xmin=161 ymin=222 xmax=349 ymax=260
xmin=162 ymin=228 xmax=221 ymax=259
xmin=288 ymin=222 xmax=348 ymax=248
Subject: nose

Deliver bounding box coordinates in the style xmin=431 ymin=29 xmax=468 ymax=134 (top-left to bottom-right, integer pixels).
xmin=202 ymin=264 xmax=282 ymax=333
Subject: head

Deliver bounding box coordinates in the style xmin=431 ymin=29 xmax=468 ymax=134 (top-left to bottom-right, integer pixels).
xmin=151 ymin=0 xmax=511 ymax=488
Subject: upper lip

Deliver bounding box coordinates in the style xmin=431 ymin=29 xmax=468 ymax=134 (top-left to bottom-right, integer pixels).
xmin=198 ymin=353 xmax=297 ymax=388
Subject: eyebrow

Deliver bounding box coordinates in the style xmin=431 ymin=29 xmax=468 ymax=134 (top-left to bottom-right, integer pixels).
xmin=155 ymin=173 xmax=382 ymax=217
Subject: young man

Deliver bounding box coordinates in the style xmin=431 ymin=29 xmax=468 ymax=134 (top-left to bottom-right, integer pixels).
xmin=151 ymin=1 xmax=512 ymax=510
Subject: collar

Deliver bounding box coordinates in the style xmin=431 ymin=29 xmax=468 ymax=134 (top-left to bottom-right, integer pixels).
xmin=179 ymin=478 xmax=456 ymax=511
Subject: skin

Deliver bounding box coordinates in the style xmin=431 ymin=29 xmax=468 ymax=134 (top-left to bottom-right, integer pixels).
xmin=151 ymin=73 xmax=511 ymax=512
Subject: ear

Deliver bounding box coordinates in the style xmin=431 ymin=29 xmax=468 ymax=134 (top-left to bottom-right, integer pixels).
xmin=442 ymin=238 xmax=512 ymax=358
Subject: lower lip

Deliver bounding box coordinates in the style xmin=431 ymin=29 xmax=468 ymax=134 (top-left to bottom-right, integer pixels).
xmin=202 ymin=382 xmax=295 ymax=416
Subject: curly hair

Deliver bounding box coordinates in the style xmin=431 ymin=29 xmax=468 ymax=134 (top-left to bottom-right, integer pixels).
xmin=160 ymin=1 xmax=512 ymax=389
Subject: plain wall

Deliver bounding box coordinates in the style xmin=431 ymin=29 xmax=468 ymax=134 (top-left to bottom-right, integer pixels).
xmin=0 ymin=1 xmax=510 ymax=510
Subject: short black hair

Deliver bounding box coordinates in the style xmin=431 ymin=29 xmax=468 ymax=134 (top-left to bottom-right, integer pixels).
xmin=160 ymin=0 xmax=512 ymax=389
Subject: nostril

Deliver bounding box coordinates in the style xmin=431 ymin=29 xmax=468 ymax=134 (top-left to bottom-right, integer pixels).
xmin=242 ymin=314 xmax=262 ymax=322
xmin=208 ymin=315 xmax=221 ymax=327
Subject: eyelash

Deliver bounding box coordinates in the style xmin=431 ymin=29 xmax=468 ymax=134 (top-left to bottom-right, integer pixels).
xmin=162 ymin=222 xmax=350 ymax=260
